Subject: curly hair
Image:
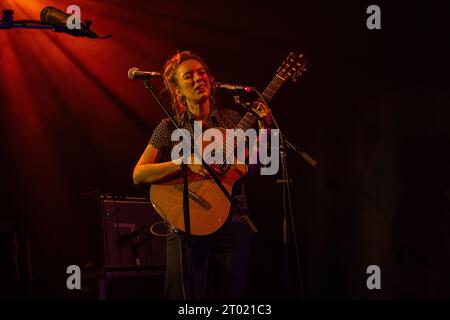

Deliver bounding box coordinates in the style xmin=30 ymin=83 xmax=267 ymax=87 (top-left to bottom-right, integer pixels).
xmin=162 ymin=51 xmax=214 ymax=115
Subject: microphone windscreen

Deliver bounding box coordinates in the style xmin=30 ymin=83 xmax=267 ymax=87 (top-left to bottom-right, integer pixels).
xmin=128 ymin=67 xmax=139 ymax=80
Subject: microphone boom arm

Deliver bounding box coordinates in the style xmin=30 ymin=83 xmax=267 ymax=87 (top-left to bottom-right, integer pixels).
xmin=1 ymin=9 xmax=111 ymax=39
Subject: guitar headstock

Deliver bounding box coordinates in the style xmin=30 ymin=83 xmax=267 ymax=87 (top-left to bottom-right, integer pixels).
xmin=276 ymin=52 xmax=308 ymax=82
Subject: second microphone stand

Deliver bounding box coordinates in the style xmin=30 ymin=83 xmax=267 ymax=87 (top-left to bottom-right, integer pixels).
xmin=239 ymin=91 xmax=317 ymax=299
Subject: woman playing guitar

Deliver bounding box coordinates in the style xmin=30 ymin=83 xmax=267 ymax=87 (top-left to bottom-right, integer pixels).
xmin=133 ymin=51 xmax=271 ymax=300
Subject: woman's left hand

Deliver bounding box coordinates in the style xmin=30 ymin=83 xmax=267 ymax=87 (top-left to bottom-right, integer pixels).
xmin=253 ymin=101 xmax=272 ymax=129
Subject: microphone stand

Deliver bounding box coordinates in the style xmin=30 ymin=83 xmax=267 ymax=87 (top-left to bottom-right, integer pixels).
xmin=239 ymin=92 xmax=318 ymax=299
xmin=274 ymin=115 xmax=305 ymax=299
xmin=142 ymin=80 xmax=257 ymax=300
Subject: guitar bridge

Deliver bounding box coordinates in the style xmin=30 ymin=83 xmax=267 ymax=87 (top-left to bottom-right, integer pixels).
xmin=174 ymin=185 xmax=211 ymax=209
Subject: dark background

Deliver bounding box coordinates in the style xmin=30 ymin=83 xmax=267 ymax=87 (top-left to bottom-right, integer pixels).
xmin=1 ymin=0 xmax=449 ymax=299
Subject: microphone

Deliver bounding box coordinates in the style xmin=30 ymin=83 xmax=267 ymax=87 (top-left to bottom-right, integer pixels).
xmin=214 ymin=82 xmax=255 ymax=93
xmin=128 ymin=67 xmax=162 ymax=80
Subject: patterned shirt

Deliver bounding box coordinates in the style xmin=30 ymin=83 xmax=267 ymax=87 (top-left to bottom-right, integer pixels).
xmin=148 ymin=107 xmax=250 ymax=214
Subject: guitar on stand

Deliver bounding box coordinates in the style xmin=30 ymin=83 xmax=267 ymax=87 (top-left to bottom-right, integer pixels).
xmin=150 ymin=52 xmax=308 ymax=235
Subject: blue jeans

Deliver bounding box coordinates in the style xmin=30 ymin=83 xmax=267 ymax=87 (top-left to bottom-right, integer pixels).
xmin=164 ymin=217 xmax=252 ymax=300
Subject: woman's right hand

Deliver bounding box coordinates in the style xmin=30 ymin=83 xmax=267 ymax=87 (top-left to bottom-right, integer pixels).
xmin=186 ymin=154 xmax=209 ymax=177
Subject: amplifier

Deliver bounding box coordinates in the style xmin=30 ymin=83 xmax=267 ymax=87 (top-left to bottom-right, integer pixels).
xmin=99 ymin=196 xmax=168 ymax=270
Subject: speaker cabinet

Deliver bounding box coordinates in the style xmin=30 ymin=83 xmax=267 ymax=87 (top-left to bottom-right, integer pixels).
xmin=99 ymin=196 xmax=167 ymax=270
xmin=75 ymin=195 xmax=167 ymax=299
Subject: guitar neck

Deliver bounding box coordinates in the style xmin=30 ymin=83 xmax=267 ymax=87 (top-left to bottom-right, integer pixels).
xmin=236 ymin=74 xmax=285 ymax=131
xmin=261 ymin=74 xmax=284 ymax=103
